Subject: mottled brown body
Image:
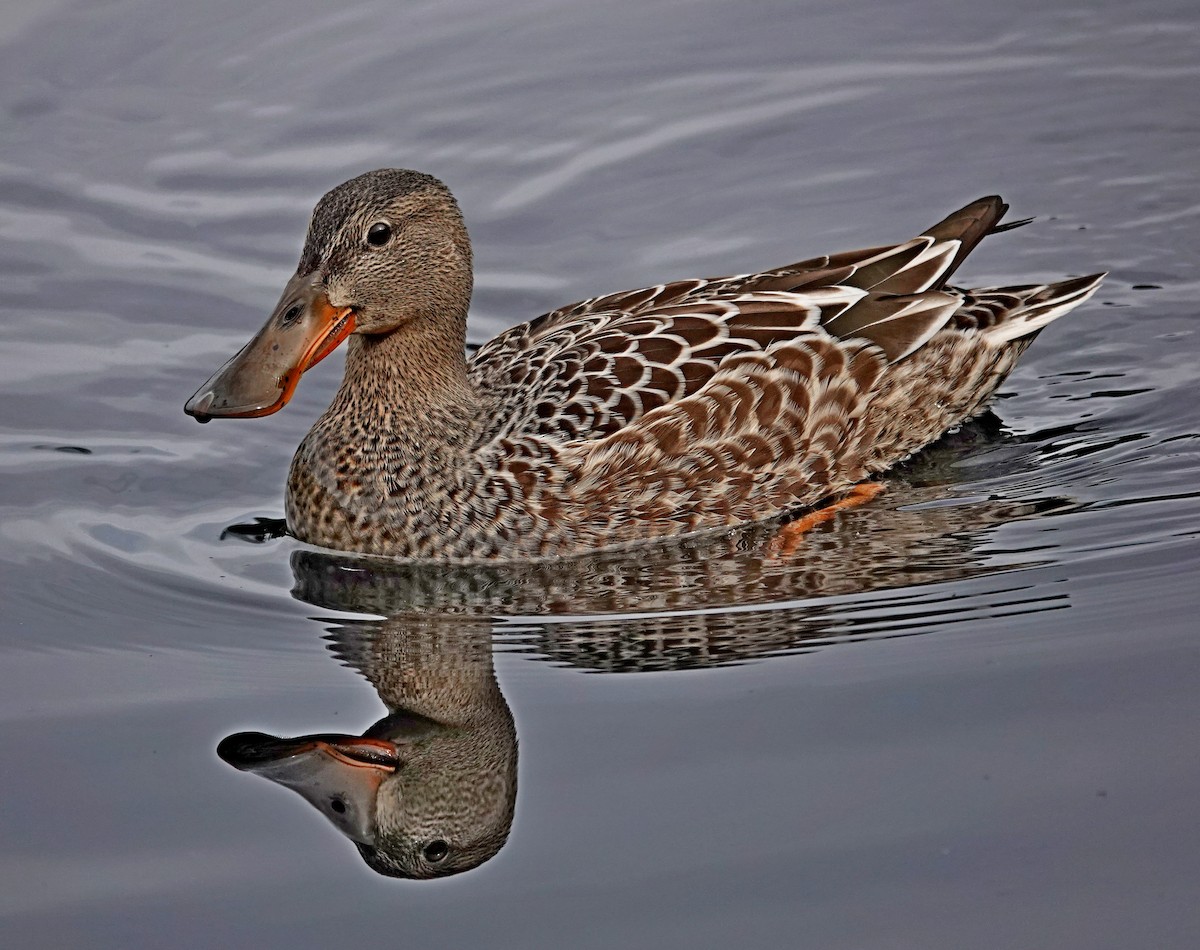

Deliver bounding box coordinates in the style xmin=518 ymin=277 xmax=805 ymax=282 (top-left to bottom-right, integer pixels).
xmin=254 ymin=170 xmax=1104 ymax=560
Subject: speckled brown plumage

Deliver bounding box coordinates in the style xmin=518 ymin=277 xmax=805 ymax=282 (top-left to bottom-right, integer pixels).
xmin=261 ymin=170 xmax=1105 ymax=560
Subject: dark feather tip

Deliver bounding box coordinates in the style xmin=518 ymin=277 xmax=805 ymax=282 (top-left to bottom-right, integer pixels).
xmin=990 ymin=216 xmax=1035 ymax=234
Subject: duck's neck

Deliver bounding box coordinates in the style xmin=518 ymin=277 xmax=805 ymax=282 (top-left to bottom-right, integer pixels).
xmin=369 ymin=618 xmax=507 ymax=728
xmin=288 ymin=310 xmax=493 ymax=555
xmin=332 ymin=314 xmax=477 ymax=436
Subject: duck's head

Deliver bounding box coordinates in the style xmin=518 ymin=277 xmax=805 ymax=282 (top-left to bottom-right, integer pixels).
xmin=185 ymin=168 xmax=472 ymax=421
xmin=218 ymin=714 xmax=516 ymax=879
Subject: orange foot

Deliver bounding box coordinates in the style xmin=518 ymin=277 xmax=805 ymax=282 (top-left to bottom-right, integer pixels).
xmin=767 ymin=482 xmax=887 ymax=558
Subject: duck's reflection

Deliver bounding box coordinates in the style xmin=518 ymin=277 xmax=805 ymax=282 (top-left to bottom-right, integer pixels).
xmin=217 ymin=417 xmax=1073 ymax=877
xmin=220 ymin=616 xmax=513 ymax=878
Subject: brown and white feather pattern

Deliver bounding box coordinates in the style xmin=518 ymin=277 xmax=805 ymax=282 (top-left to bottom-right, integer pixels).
xmin=285 ymin=190 xmax=1103 ymax=560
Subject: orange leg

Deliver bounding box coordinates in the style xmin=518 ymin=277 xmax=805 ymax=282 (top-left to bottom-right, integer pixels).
xmin=767 ymin=482 xmax=886 ymax=558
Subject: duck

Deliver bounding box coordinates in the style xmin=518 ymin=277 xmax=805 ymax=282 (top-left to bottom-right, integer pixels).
xmin=185 ymin=168 xmax=1103 ymax=560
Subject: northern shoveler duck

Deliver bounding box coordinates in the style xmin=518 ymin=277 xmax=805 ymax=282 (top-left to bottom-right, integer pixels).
xmin=185 ymin=169 xmax=1103 ymax=560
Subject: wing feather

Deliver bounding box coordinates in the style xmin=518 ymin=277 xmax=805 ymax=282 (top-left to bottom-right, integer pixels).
xmin=468 ymin=199 xmax=1099 ymax=477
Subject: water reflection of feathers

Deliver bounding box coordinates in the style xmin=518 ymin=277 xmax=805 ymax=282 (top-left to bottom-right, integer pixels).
xmin=297 ymin=489 xmax=1071 ymax=674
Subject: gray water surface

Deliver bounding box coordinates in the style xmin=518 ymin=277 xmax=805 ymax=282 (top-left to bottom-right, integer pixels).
xmin=2 ymin=0 xmax=1199 ymax=947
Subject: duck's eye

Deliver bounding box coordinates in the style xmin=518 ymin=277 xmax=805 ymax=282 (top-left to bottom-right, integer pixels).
xmin=366 ymin=222 xmax=392 ymax=247
xmin=423 ymin=840 xmax=449 ymax=863
xmin=329 ymin=798 xmax=347 ymax=814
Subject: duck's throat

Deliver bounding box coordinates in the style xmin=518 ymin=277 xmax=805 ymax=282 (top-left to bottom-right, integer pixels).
xmin=286 ymin=320 xmax=483 ymax=555
xmin=343 ymin=319 xmax=475 ymax=418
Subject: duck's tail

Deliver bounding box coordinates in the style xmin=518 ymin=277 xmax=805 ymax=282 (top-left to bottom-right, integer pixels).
xmin=960 ymin=273 xmax=1106 ymax=344
xmin=920 ymin=195 xmax=1012 ymax=287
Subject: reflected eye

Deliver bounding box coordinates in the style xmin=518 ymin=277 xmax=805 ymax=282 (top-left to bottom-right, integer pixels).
xmin=366 ymin=222 xmax=392 ymax=247
xmin=423 ymin=840 xmax=449 ymax=863
xmin=329 ymin=798 xmax=347 ymax=814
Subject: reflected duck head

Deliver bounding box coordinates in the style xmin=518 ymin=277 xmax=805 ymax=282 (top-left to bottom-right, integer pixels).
xmin=218 ymin=707 xmax=516 ymax=879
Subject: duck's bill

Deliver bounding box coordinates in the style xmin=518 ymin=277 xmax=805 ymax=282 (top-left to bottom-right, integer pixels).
xmin=184 ymin=272 xmax=355 ymax=422
xmin=217 ymin=731 xmax=400 ymax=772
xmin=217 ymin=731 xmax=399 ymax=845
